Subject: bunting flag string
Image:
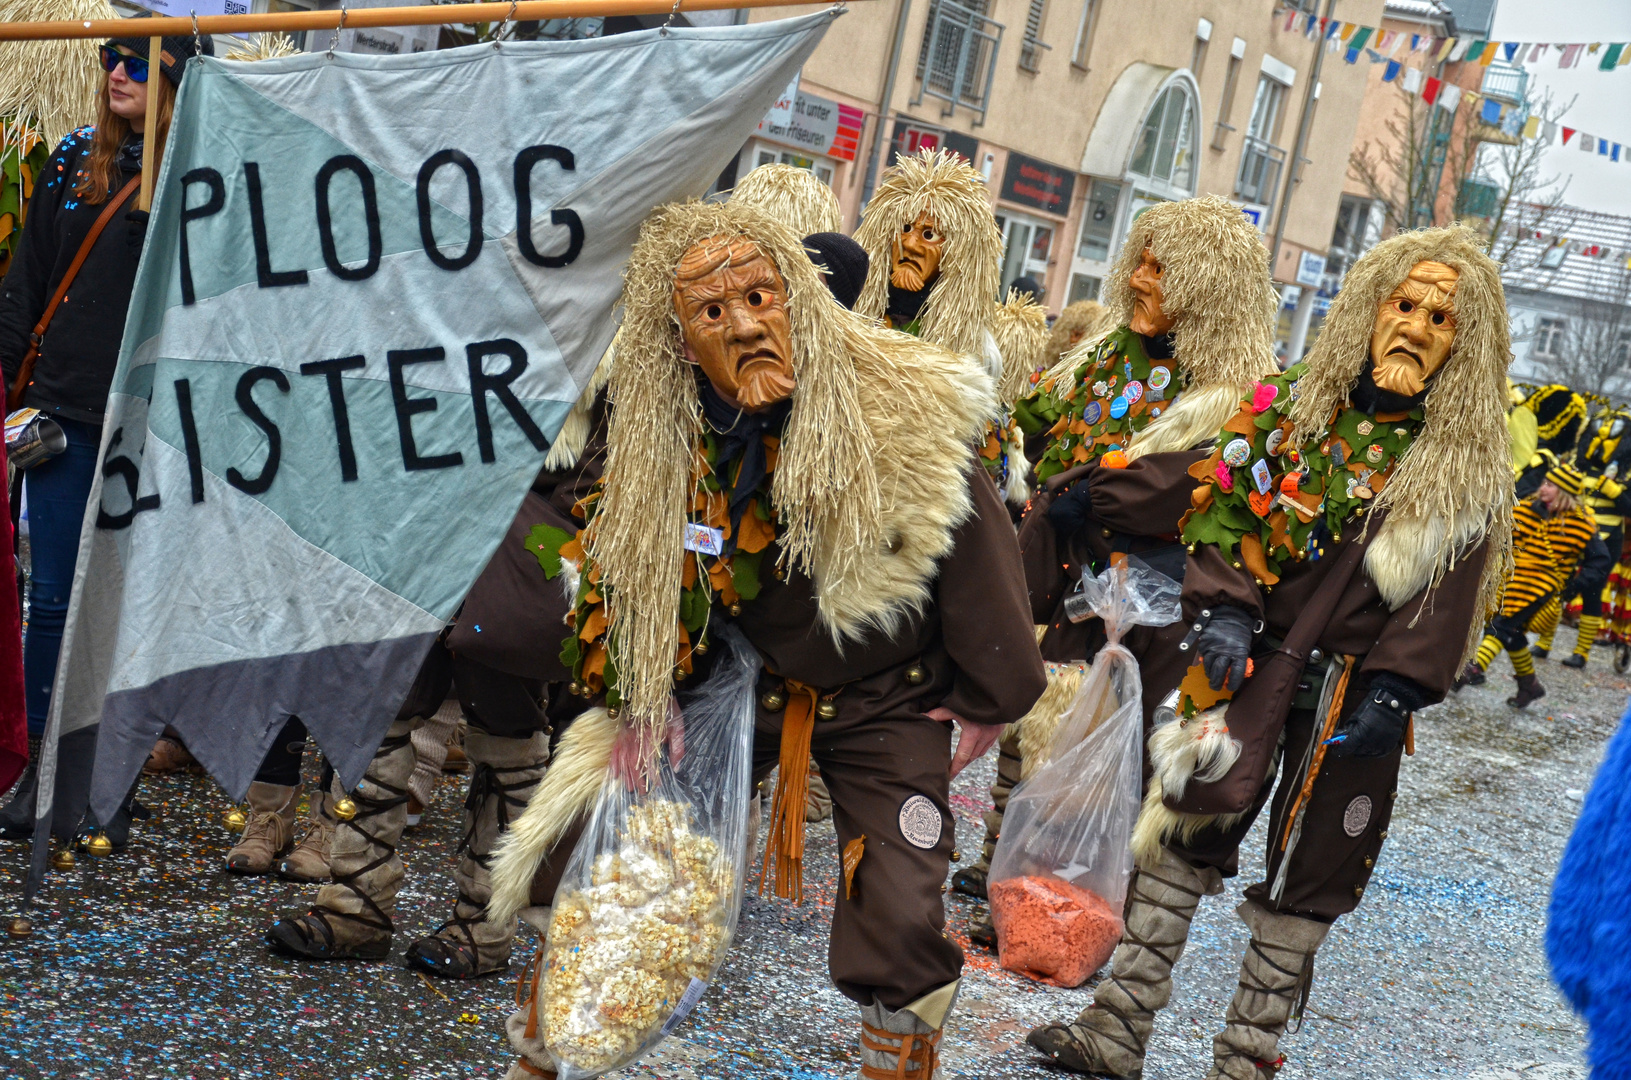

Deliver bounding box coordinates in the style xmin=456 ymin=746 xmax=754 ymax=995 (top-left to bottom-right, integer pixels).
xmin=1272 ymin=5 xmax=1631 ymax=170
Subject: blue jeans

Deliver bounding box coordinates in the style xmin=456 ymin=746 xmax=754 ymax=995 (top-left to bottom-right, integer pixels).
xmin=24 ymin=417 xmax=101 ymax=736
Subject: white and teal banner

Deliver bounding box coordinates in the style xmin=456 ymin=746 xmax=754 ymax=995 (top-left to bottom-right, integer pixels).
xmin=31 ymin=12 xmax=837 ymax=846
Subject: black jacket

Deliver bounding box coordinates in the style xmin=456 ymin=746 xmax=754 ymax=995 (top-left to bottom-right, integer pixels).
xmin=0 ymin=127 xmax=144 ymax=424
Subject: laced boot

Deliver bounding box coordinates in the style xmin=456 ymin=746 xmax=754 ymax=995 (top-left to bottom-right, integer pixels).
xmin=504 ymin=907 xmax=557 ymax=1079
xmin=225 ymin=782 xmax=298 ymax=875
xmin=1507 ymin=673 xmax=1546 ymax=709
xmin=1026 ymin=845 xmax=1222 ymax=1079
xmin=265 ymin=720 xmax=417 ymax=960
xmin=278 ymin=777 xmax=342 ymax=883
xmin=1204 ymin=901 xmax=1330 ymax=1080
xmin=1452 ymin=661 xmax=1485 ymax=691
xmin=406 ymin=729 xmax=549 ymax=979
xmin=144 ymin=732 xmax=200 ymax=775
xmin=859 ymin=982 xmax=958 ymax=1080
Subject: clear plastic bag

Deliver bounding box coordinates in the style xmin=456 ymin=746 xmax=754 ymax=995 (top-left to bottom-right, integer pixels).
xmin=988 ymin=557 xmax=1180 ymax=987
xmin=540 ymin=625 xmax=760 ymax=1079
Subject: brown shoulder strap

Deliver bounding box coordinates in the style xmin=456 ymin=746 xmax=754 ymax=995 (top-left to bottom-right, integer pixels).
xmin=8 ymin=173 xmax=141 ymax=411
xmin=30 ymin=174 xmax=143 ymax=343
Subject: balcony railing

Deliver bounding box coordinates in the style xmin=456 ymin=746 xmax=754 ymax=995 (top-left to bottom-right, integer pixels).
xmin=1481 ymin=64 xmax=1528 ymax=105
xmin=913 ymin=0 xmax=1004 ymax=125
xmin=1234 ymin=135 xmax=1285 ymax=211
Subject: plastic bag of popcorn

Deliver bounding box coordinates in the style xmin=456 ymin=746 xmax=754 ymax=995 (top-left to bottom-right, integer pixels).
xmin=541 ymin=625 xmax=759 ymax=1079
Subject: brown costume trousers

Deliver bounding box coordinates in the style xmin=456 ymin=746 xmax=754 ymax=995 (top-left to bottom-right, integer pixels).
xmin=752 ymin=704 xmax=964 ymax=1012
xmin=1171 ymin=705 xmax=1405 ymax=922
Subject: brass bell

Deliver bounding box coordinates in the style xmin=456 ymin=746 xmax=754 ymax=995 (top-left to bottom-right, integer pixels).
xmin=760 ymin=690 xmax=787 ymax=712
xmin=6 ymin=916 xmax=32 ymax=939
xmin=673 ymin=666 xmax=686 ymax=682
xmin=222 ymin=807 xmax=248 ymax=833
xmin=816 ymin=700 xmax=839 ymax=719
xmin=773 ymin=567 xmax=786 ymax=581
xmin=728 ymin=603 xmax=743 ymax=618
xmin=693 ymin=639 xmax=708 ymax=655
xmin=50 ymin=848 xmax=74 ymax=871
xmin=332 ymin=797 xmax=358 ymax=823
xmin=951 ymin=849 xmax=961 ymax=863
xmin=568 ymin=680 xmax=585 ymax=697
xmin=607 ymin=705 xmax=621 ymax=720
xmin=84 ymin=833 xmax=113 ymax=857
xmin=904 ymin=665 xmax=926 ymax=686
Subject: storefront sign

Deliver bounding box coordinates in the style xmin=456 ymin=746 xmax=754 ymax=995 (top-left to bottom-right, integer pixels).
xmin=1000 ymin=152 xmax=1075 ymax=217
xmin=758 ymin=87 xmax=864 ymax=162
xmin=1296 ymin=250 xmax=1326 ymax=287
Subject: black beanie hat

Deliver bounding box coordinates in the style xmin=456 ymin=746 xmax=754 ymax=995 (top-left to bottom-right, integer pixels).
xmin=1009 ymin=275 xmax=1044 ymax=302
xmin=802 ymin=232 xmax=869 ymax=311
xmin=107 ymin=12 xmax=214 ymax=88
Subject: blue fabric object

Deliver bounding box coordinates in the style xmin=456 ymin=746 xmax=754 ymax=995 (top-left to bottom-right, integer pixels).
xmin=1481 ymin=98 xmax=1503 ymax=124
xmin=22 ymin=417 xmax=101 ymax=736
xmin=1548 ymin=697 xmax=1631 ymax=1077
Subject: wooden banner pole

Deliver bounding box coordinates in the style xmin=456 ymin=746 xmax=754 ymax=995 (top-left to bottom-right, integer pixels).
xmin=138 ymin=34 xmax=160 ymax=211
xmin=0 ymin=0 xmax=849 ymax=41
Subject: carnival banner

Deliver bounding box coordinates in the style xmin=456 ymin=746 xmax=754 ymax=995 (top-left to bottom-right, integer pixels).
xmin=28 ymin=11 xmax=838 ymax=878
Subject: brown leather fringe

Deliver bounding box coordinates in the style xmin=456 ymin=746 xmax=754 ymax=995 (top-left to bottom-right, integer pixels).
xmin=760 ymin=680 xmax=819 ymax=904
xmin=1279 ymin=656 xmax=1354 ymax=853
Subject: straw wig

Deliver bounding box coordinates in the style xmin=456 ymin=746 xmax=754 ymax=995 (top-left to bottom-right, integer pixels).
xmin=593 ymin=200 xmax=992 ymax=732
xmin=854 ymin=148 xmax=1002 ymax=360
xmin=990 ymin=288 xmax=1049 ymax=405
xmin=1102 ymin=196 xmax=1278 ymax=393
xmin=1290 ymin=225 xmax=1514 ymax=659
xmin=1045 ymin=300 xmax=1113 ymax=367
xmin=729 ymin=162 xmax=843 ymax=237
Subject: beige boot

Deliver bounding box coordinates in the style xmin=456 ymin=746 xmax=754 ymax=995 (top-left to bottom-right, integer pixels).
xmin=225 ymin=782 xmax=298 ymax=875
xmin=278 ymin=775 xmax=343 ymax=883
xmin=265 ymin=719 xmax=418 ymax=960
xmin=1026 ymin=845 xmax=1222 ymax=1079
xmin=1204 ymin=901 xmax=1331 ymax=1080
xmin=805 ymin=757 xmax=832 ymax=822
xmin=504 ymin=906 xmax=556 ymax=1079
xmin=405 ymin=729 xmax=549 ymax=978
xmin=407 ymin=699 xmax=464 ymax=824
xmin=859 ymin=981 xmax=957 ymax=1080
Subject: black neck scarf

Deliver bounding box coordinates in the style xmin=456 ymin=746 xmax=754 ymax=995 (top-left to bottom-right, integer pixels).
xmin=886 ymin=280 xmax=934 ymax=326
xmin=1350 ymin=359 xmax=1431 ymax=416
xmin=1140 ymin=332 xmax=1177 ymax=361
xmin=698 ymin=376 xmax=792 ymax=554
xmin=116 ymin=136 xmax=143 ymax=174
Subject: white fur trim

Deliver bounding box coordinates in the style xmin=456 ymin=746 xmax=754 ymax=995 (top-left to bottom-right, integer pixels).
xmin=1125 ymin=382 xmax=1245 ymax=461
xmin=1147 ymin=705 xmax=1241 ymax=803
xmin=487 ymin=706 xmax=617 ymax=927
xmin=559 ymin=557 xmax=581 ymax=610
xmin=542 ymin=338 xmax=615 ymax=472
xmin=980 ymin=327 xmax=1005 ymax=388
xmin=1014 ymin=662 xmax=1089 ymax=777
xmin=1364 ymin=507 xmax=1485 ymax=611
xmin=1001 ymin=421 xmax=1032 ymax=507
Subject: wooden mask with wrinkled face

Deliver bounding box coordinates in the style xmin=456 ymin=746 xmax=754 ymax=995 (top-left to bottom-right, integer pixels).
xmin=673 ymin=236 xmax=796 ymax=411
xmin=891 ymin=210 xmax=945 ymax=292
xmin=1369 ymin=260 xmax=1459 ymax=398
xmin=1128 ymin=247 xmax=1175 ymax=337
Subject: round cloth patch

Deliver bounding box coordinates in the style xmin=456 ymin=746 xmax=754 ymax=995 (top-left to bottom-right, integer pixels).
xmin=898 ymin=795 xmax=943 ymax=850
xmin=1342 ymin=795 xmax=1373 ymax=838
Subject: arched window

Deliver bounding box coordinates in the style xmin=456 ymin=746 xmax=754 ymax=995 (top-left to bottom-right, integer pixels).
xmin=1126 ymin=82 xmax=1198 ymax=200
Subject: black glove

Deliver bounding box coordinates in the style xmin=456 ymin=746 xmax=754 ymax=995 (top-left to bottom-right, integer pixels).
xmin=1046 ymin=476 xmax=1095 ymax=539
xmin=126 ymin=209 xmax=150 ymax=250
xmin=1195 ymin=606 xmax=1257 ymax=692
xmin=1329 ymin=675 xmax=1428 ymax=759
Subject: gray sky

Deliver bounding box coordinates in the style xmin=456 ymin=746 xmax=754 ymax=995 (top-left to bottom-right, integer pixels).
xmin=1490 ymin=0 xmax=1631 ymax=216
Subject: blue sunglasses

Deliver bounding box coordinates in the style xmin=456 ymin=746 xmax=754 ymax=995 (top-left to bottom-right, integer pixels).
xmin=99 ymin=45 xmax=149 ymax=83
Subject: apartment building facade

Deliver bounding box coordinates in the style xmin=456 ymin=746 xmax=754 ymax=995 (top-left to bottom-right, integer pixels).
xmin=742 ymin=0 xmax=1383 ymax=320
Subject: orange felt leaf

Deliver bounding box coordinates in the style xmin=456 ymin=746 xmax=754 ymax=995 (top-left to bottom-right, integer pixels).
xmin=1047 ymin=416 xmax=1069 ymax=437
xmin=559 ymin=534 xmax=584 ymax=564
xmin=1269 ymin=509 xmax=1291 ymax=552
xmin=980 ymin=430 xmax=1002 ymax=460
xmin=1178 ymin=662 xmax=1231 ymax=715
xmin=1072 ymin=442 xmax=1091 ymax=464
xmin=736 ymin=504 xmax=776 ymax=554
xmin=843 ymin=835 xmax=865 ymax=900
xmin=1248 ymin=489 xmax=1273 ymax=517
xmin=763 ymin=435 xmax=780 ymax=472
xmin=683 ymin=552 xmax=698 ymax=590
xmin=1240 ymin=532 xmax=1280 ymax=586
xmin=702 ymin=491 xmax=730 ymax=531
xmin=583 ymin=642 xmax=607 ymax=681
xmin=1189 ymin=452 xmax=1222 ymax=482
xmin=1068 ymin=417 xmax=1090 ymax=437
xmin=676 ymin=623 xmax=693 ymax=676
xmin=579 ymin=604 xmax=608 ymax=643
xmin=1222 ymin=409 xmax=1259 ymax=436
xmin=708 ymin=559 xmax=740 ymax=604
xmin=1191 ymin=482 xmax=1214 ymax=514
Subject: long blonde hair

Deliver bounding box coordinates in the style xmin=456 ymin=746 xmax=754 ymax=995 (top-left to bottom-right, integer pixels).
xmin=74 ymin=66 xmax=173 ymax=203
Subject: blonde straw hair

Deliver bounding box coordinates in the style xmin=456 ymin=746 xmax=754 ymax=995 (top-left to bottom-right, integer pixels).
xmin=728 ymin=162 xmax=842 ymax=236
xmin=1291 ymin=226 xmax=1514 ymax=655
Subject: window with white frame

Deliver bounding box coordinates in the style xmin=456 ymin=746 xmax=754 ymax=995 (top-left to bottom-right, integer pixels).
xmin=1534 ymin=316 xmax=1568 ymax=358
xmin=1127 ymin=83 xmax=1197 ymax=199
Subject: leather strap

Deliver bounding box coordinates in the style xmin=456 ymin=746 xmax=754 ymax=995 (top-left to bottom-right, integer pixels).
xmin=8 ymin=173 xmax=141 ymax=411
xmin=759 ymin=678 xmax=820 ymax=904
xmin=860 ymin=1022 xmax=942 ymax=1080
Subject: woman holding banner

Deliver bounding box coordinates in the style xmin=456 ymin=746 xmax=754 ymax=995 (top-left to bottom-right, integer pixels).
xmin=0 ymin=19 xmax=211 ymax=844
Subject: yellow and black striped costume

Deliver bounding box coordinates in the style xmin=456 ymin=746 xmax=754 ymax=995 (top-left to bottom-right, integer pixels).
xmin=1474 ymin=497 xmax=1598 ymax=677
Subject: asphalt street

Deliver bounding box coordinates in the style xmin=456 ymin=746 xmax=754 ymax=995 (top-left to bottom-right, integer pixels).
xmin=0 ymin=646 xmax=1613 ymax=1079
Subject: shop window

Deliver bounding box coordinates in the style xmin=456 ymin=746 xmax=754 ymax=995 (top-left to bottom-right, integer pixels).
xmin=1076 ymin=179 xmax=1121 ymax=262
xmin=754 ymin=148 xmax=834 ymax=186
xmin=1068 ymin=273 xmax=1101 ymax=304
xmin=996 ymin=214 xmax=1053 ymax=299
